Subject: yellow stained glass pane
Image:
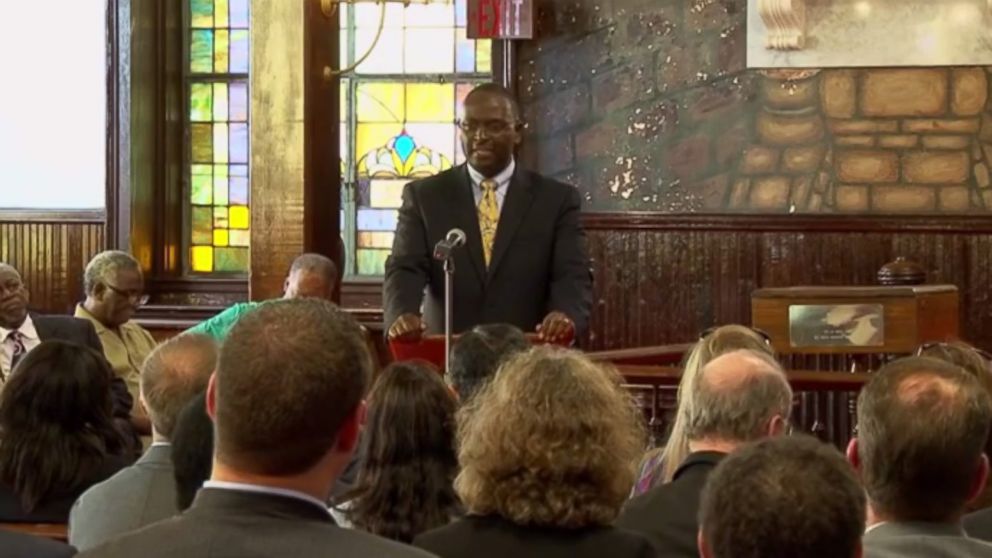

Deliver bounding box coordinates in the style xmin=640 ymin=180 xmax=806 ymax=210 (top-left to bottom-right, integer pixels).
xmin=214 ymin=123 xmax=229 ymax=163
xmin=213 ymin=83 xmax=229 ymax=122
xmin=214 ymin=229 xmax=230 ymax=247
xmin=405 ymin=3 xmax=452 ymax=26
xmin=214 ymin=30 xmax=230 ymax=73
xmin=215 ymin=0 xmax=229 ymax=27
xmin=357 ymin=231 xmax=395 ymax=248
xmin=356 ymin=83 xmax=404 ymax=123
xmin=356 ymin=123 xmax=402 ymax=162
xmin=370 ymin=179 xmax=407 ymax=208
xmin=477 ymin=39 xmax=492 ymax=73
xmin=406 ymin=83 xmax=454 ymax=122
xmin=191 ymin=246 xmax=214 ymax=272
xmin=405 ymin=28 xmax=454 ymax=73
xmin=229 ymin=205 xmax=250 ymax=229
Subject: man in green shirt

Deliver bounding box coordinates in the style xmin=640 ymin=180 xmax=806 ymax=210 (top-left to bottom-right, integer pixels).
xmin=187 ymin=253 xmax=338 ymax=341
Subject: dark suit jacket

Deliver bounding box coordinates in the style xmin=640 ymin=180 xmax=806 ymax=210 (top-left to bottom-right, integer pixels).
xmin=77 ymin=487 xmax=436 ymax=558
xmin=31 ymin=313 xmax=134 ymax=421
xmin=864 ymin=521 xmax=992 ymax=557
xmin=69 ymin=445 xmax=178 ymax=551
xmin=0 ymin=455 xmax=130 ymax=523
xmin=966 ymin=507 xmax=992 ymax=542
xmin=384 ymin=165 xmax=592 ymax=336
xmin=0 ymin=528 xmax=76 ymax=558
xmin=414 ymin=514 xmax=654 ymax=558
xmin=615 ymin=451 xmax=725 ymax=558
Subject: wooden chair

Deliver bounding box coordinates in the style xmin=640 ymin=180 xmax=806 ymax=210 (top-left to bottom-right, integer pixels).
xmin=0 ymin=522 xmax=68 ymax=542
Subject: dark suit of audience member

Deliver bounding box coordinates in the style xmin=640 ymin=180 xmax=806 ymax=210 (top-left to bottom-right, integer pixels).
xmin=966 ymin=508 xmax=992 ymax=542
xmin=78 ymin=300 xmax=433 ymax=558
xmin=617 ymin=350 xmax=793 ymax=557
xmin=850 ymin=357 xmax=992 ymax=558
xmin=0 ymin=528 xmax=76 ymax=558
xmin=0 ymin=341 xmax=130 ymax=523
xmin=415 ymin=349 xmax=652 ymax=558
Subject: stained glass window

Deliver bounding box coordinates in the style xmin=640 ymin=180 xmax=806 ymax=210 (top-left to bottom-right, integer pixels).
xmin=341 ymin=0 xmax=492 ymax=276
xmin=187 ymin=0 xmax=250 ymax=274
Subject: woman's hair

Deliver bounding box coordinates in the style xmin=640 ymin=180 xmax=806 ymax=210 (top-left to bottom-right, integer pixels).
xmin=456 ymin=346 xmax=646 ymax=528
xmin=170 ymin=391 xmax=213 ymax=511
xmin=344 ymin=361 xmax=459 ymax=542
xmin=0 ymin=340 xmax=126 ymax=511
xmin=657 ymin=325 xmax=776 ymax=483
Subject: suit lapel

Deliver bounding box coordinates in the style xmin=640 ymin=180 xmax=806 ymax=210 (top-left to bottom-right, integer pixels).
xmin=29 ymin=313 xmax=55 ymax=341
xmin=450 ymin=166 xmax=487 ymax=284
xmin=487 ymin=167 xmax=535 ymax=279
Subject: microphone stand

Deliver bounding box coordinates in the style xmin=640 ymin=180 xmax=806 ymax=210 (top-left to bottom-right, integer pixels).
xmin=443 ymin=256 xmax=454 ymax=375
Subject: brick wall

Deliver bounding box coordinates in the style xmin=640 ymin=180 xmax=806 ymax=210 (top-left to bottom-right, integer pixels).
xmin=517 ymin=0 xmax=992 ymax=214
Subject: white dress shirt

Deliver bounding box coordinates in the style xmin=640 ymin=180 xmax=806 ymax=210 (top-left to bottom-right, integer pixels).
xmin=0 ymin=314 xmax=40 ymax=381
xmin=467 ymin=158 xmax=515 ymax=215
xmin=201 ymin=480 xmax=331 ymax=516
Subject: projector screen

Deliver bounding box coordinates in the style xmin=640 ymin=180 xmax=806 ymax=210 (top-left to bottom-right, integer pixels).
xmin=0 ymin=2 xmax=106 ymax=210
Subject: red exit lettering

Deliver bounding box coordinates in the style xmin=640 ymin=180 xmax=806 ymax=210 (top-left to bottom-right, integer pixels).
xmin=477 ymin=0 xmax=501 ymax=37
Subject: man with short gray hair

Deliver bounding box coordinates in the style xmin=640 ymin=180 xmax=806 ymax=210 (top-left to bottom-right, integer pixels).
xmin=616 ymin=349 xmax=793 ymax=558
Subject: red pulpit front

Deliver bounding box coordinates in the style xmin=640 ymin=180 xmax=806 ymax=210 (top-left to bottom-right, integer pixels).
xmin=389 ymin=332 xmax=573 ymax=370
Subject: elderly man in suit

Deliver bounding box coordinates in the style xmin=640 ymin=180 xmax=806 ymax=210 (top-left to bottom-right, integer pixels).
xmin=69 ymin=333 xmax=217 ymax=551
xmin=0 ymin=262 xmax=133 ymax=423
xmin=79 ymin=299 xmax=434 ymax=558
xmin=384 ymin=83 xmax=592 ymax=344
xmin=850 ymin=356 xmax=992 ymax=558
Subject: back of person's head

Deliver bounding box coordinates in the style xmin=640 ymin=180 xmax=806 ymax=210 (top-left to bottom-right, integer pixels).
xmin=141 ymin=333 xmax=217 ymax=440
xmin=456 ymin=347 xmax=646 ymax=528
xmin=284 ymin=253 xmax=339 ymax=300
xmin=345 ymin=361 xmax=458 ymax=542
xmin=853 ymin=355 xmax=992 ymax=522
xmin=212 ymin=298 xmax=371 ymax=475
xmin=686 ymin=349 xmax=792 ymax=444
xmin=170 ymin=391 xmax=212 ymax=511
xmin=699 ymin=435 xmax=865 ymax=558
xmin=449 ymin=323 xmax=529 ymax=401
xmin=0 ymin=341 xmax=125 ymax=511
xmin=660 ymin=325 xmax=776 ymax=482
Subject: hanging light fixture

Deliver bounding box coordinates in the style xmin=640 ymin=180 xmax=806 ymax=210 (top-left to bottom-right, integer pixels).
xmin=320 ymin=0 xmax=453 ymax=75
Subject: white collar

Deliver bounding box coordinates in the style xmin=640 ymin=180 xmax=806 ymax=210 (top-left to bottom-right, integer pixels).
xmin=467 ymin=158 xmax=515 ymax=189
xmin=202 ymin=480 xmax=330 ymax=515
xmin=0 ymin=314 xmax=38 ymax=342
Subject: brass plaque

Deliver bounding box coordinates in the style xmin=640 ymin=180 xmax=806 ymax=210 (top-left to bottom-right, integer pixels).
xmin=788 ymin=304 xmax=885 ymax=347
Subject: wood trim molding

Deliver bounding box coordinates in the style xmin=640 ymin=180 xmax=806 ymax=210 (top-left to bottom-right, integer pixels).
xmin=580 ymin=212 xmax=992 ymax=234
xmin=0 ymin=210 xmax=105 ymax=223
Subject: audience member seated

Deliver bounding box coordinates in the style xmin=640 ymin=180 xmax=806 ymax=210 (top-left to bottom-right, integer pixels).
xmin=919 ymin=341 xmax=992 ymax=511
xmin=616 ymin=349 xmax=792 ymax=557
xmin=698 ymin=435 xmax=866 ymax=558
xmin=448 ymin=323 xmax=528 ymax=402
xmin=78 ymin=299 xmax=432 ymax=558
xmin=69 ymin=334 xmax=217 ymax=550
xmin=0 ymin=262 xmax=133 ymax=427
xmin=334 ymin=361 xmax=459 ymax=542
xmin=414 ymin=347 xmax=654 ymax=558
xmin=849 ymin=356 xmax=992 ymax=557
xmin=74 ymin=250 xmax=157 ymax=435
xmin=187 ymin=253 xmax=339 ymax=340
xmin=0 ymin=341 xmax=131 ymax=523
xmin=170 ymin=391 xmax=213 ymax=511
xmin=0 ymin=528 xmax=76 ymax=558
xmin=633 ymin=324 xmax=775 ymax=494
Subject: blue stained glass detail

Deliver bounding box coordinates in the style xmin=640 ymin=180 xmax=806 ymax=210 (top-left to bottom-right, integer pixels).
xmin=357 ymin=209 xmax=398 ymax=232
xmin=456 ymin=0 xmax=467 ymax=26
xmin=394 ymin=133 xmax=415 ymax=164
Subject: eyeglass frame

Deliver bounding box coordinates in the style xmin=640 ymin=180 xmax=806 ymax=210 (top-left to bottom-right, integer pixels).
xmin=915 ymin=340 xmax=992 ymax=362
xmin=455 ymin=117 xmax=521 ymax=137
xmin=103 ymin=282 xmax=150 ymax=307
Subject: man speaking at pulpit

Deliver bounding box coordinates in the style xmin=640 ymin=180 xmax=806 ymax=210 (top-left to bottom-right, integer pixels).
xmin=384 ymin=83 xmax=592 ymax=343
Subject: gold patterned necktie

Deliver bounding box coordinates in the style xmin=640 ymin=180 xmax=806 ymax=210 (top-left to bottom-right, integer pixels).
xmin=478 ymin=178 xmax=500 ymax=267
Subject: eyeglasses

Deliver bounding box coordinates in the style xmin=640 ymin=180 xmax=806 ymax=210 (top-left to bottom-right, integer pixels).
xmin=104 ymin=283 xmax=150 ymax=307
xmin=915 ymin=341 xmax=992 ymax=362
xmin=456 ymin=118 xmax=516 ymax=136
xmin=698 ymin=325 xmax=773 ymax=346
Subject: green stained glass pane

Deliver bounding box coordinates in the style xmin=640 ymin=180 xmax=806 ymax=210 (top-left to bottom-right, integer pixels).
xmin=191 ymin=123 xmax=213 ymax=163
xmin=214 ymin=206 xmax=229 ymax=228
xmin=215 ymin=0 xmax=229 ymax=27
xmin=356 ymin=249 xmax=390 ymax=276
xmin=192 ymin=206 xmax=213 ymax=244
xmin=215 ymin=247 xmax=249 ymax=272
xmin=214 ymin=30 xmax=230 ymax=73
xmin=190 ymin=83 xmax=213 ymax=122
xmin=229 ymin=229 xmax=250 ymax=247
xmin=213 ymin=83 xmax=229 ymax=121
xmin=213 ymin=123 xmax=229 ymax=164
xmin=191 ymin=0 xmax=213 ymax=28
xmin=213 ymin=164 xmax=229 ymax=205
xmin=191 ymin=30 xmax=214 ymax=73
xmin=192 ymin=165 xmax=213 ymax=204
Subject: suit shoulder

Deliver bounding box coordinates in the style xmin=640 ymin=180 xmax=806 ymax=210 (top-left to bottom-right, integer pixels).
xmin=332 ymin=527 xmax=438 ymax=557
xmin=407 ymin=166 xmax=464 ymax=192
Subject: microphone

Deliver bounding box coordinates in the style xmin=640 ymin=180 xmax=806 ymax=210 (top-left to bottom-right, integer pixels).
xmin=434 ymin=228 xmax=467 ymax=261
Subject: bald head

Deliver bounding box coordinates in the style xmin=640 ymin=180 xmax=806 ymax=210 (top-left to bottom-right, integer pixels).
xmin=284 ymin=253 xmax=338 ymax=301
xmin=0 ymin=263 xmax=29 ymax=329
xmin=141 ymin=333 xmax=218 ymax=440
xmin=686 ymin=349 xmax=792 ymax=444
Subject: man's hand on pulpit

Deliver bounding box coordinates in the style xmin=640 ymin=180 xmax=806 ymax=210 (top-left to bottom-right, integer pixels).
xmin=537 ymin=311 xmax=574 ymax=343
xmin=388 ymin=313 xmax=426 ymax=341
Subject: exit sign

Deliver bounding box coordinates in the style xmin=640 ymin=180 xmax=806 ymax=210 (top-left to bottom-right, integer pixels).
xmin=467 ymin=0 xmax=533 ymax=39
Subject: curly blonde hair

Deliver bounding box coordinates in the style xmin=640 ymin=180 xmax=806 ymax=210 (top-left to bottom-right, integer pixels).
xmin=455 ymin=347 xmax=646 ymax=528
